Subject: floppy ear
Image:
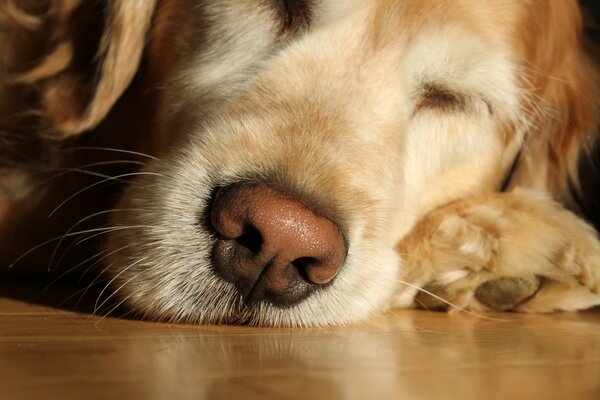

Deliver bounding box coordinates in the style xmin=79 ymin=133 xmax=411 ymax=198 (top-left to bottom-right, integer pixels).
xmin=508 ymin=1 xmax=600 ymax=204
xmin=4 ymin=0 xmax=157 ymax=138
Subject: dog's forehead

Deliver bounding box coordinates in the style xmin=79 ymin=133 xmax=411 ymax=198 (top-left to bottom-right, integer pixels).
xmin=316 ymin=1 xmax=520 ymax=67
xmin=313 ymin=0 xmax=526 ymax=32
xmin=327 ymin=1 xmax=528 ymax=111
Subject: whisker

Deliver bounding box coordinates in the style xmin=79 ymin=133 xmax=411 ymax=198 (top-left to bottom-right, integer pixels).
xmin=33 ymin=160 xmax=148 ymax=189
xmin=50 ymin=226 xmax=148 ymax=273
xmin=95 ymin=290 xmax=138 ymax=325
xmin=94 ymin=257 xmax=148 ymax=314
xmin=75 ymin=264 xmax=115 ymax=310
xmin=48 ymin=172 xmax=162 ymax=218
xmin=44 ymin=249 xmax=108 ymax=291
xmin=39 ymin=167 xmax=125 ymax=182
xmin=8 ymin=227 xmax=117 ymax=269
xmin=55 ymin=243 xmax=137 ymax=308
xmin=59 ymin=146 xmax=157 ymax=160
xmin=80 ymin=244 xmax=138 ymax=283
xmin=57 ymin=279 xmax=104 ymax=309
xmin=49 ymin=208 xmax=147 ymax=270
xmin=74 ymin=225 xmax=144 ymax=246
xmin=8 ymin=226 xmax=147 ymax=269
xmin=47 ymin=242 xmax=138 ymax=290
xmin=397 ymin=280 xmax=509 ymax=322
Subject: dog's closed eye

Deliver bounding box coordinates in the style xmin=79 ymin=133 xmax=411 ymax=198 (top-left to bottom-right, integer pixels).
xmin=415 ymin=83 xmax=466 ymax=113
xmin=414 ymin=83 xmax=493 ymax=116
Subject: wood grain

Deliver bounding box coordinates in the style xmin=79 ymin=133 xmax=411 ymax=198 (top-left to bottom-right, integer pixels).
xmin=1 ymin=283 xmax=599 ymax=399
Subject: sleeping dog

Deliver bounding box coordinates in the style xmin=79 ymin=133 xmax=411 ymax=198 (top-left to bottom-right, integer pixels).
xmin=1 ymin=0 xmax=599 ymax=326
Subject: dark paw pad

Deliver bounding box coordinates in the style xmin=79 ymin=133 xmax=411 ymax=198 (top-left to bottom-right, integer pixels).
xmin=474 ymin=277 xmax=541 ymax=311
xmin=415 ymin=277 xmax=541 ymax=311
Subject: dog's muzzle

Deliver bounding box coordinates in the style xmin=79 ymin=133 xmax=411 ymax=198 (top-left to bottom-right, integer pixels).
xmin=210 ymin=183 xmax=347 ymax=307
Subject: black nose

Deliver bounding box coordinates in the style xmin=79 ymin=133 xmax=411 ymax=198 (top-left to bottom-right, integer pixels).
xmin=210 ymin=183 xmax=346 ymax=307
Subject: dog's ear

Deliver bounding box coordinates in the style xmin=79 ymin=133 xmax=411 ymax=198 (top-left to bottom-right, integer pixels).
xmin=508 ymin=1 xmax=600 ymax=203
xmin=3 ymin=0 xmax=157 ymax=138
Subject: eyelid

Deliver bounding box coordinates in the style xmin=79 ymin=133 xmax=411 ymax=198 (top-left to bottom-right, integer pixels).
xmin=415 ymin=83 xmax=466 ymax=112
xmin=413 ymin=83 xmax=493 ymax=115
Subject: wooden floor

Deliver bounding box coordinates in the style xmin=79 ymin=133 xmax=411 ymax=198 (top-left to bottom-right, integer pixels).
xmin=1 ymin=283 xmax=599 ymax=400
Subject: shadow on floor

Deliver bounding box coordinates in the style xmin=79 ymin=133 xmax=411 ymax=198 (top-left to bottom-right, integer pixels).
xmin=0 ymin=279 xmax=132 ymax=318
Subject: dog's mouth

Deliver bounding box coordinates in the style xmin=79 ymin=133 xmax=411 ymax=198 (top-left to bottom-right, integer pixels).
xmin=207 ymin=182 xmax=348 ymax=308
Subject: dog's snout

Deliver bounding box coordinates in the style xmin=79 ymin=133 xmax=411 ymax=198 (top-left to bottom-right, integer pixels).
xmin=210 ymin=184 xmax=346 ymax=307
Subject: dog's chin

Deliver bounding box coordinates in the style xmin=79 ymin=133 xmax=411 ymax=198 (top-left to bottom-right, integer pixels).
xmin=102 ymin=146 xmax=401 ymax=327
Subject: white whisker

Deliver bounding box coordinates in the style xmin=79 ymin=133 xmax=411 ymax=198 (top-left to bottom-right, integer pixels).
xmin=48 ymin=172 xmax=162 ymax=218
xmin=8 ymin=226 xmax=141 ymax=269
xmin=44 ymin=249 xmax=109 ymax=291
xmin=59 ymin=146 xmax=157 ymax=160
xmin=397 ymin=280 xmax=509 ymax=322
xmin=94 ymin=256 xmax=148 ymax=314
xmin=49 ymin=208 xmax=147 ymax=270
xmin=94 ymin=291 xmax=138 ymax=325
xmin=57 ymin=242 xmax=138 ymax=309
xmin=31 ymin=160 xmax=149 ymax=190
xmin=47 ymin=243 xmax=137 ymax=290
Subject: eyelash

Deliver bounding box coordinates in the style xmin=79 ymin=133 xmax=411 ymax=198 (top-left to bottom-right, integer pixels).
xmin=416 ymin=84 xmax=466 ymax=112
xmin=414 ymin=83 xmax=492 ymax=116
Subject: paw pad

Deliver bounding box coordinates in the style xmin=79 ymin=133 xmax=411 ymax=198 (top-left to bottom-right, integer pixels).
xmin=474 ymin=277 xmax=541 ymax=311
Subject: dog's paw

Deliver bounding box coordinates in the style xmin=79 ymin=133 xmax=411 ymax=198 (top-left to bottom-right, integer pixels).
xmin=432 ymin=212 xmax=501 ymax=272
xmin=397 ymin=189 xmax=600 ymax=313
xmin=514 ymin=240 xmax=600 ymax=313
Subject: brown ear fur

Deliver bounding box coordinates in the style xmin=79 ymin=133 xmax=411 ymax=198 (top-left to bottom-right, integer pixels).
xmin=1 ymin=0 xmax=157 ymax=138
xmin=510 ymin=1 xmax=600 ymax=202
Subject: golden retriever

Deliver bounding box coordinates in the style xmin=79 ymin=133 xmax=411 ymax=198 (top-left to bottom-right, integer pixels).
xmin=1 ymin=0 xmax=599 ymax=326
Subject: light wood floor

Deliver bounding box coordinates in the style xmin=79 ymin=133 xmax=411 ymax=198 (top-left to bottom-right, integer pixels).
xmin=1 ymin=283 xmax=599 ymax=400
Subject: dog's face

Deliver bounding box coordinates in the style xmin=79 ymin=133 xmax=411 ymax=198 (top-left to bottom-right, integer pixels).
xmin=101 ymin=0 xmax=593 ymax=326
xmin=3 ymin=1 xmax=596 ymax=326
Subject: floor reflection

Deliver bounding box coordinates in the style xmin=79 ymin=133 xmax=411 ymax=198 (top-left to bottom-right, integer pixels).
xmin=85 ymin=310 xmax=600 ymax=399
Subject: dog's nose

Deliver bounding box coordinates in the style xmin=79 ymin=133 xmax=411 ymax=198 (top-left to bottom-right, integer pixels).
xmin=210 ymin=184 xmax=346 ymax=307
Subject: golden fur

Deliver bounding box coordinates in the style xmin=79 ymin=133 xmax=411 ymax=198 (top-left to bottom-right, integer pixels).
xmin=1 ymin=0 xmax=599 ymax=326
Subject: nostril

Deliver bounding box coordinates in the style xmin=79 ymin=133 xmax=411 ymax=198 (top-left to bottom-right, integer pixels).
xmin=292 ymin=257 xmax=319 ymax=270
xmin=234 ymin=225 xmax=262 ymax=254
xmin=292 ymin=257 xmax=336 ymax=285
xmin=209 ymin=190 xmax=262 ymax=254
xmin=292 ymin=257 xmax=318 ymax=281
